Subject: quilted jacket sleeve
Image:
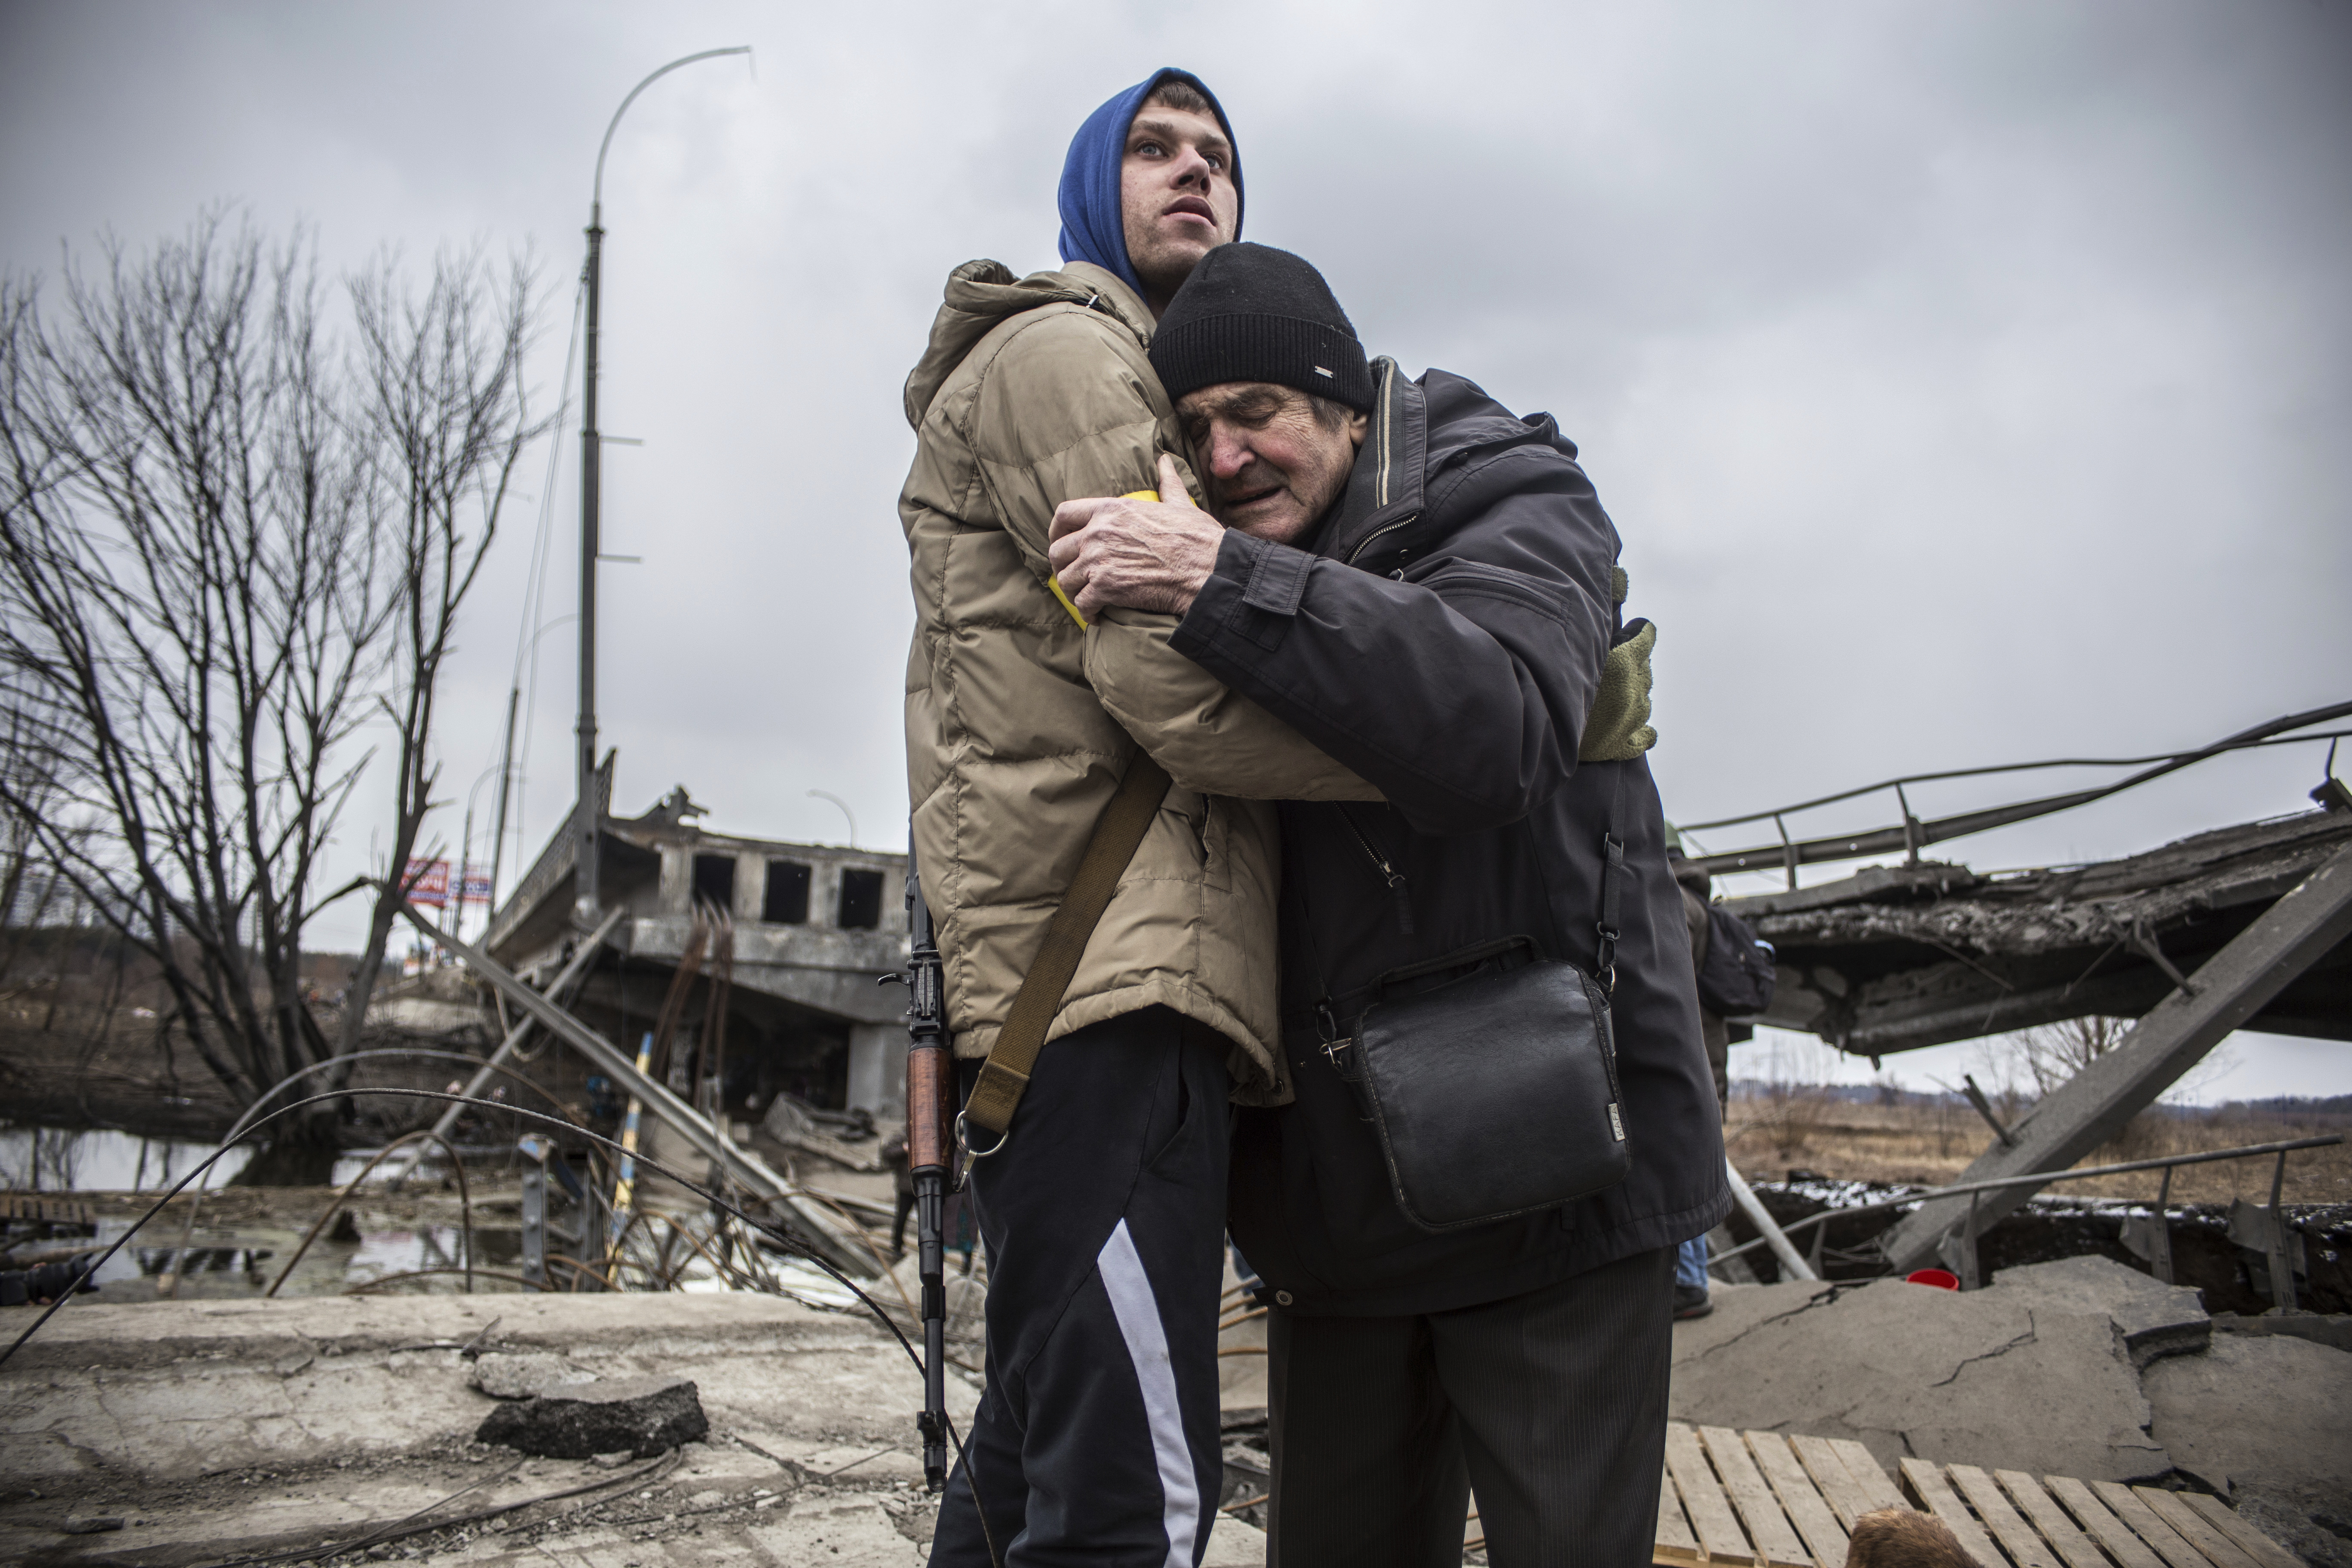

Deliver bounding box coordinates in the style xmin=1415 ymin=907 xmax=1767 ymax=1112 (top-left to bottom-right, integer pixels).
xmin=965 ymin=307 xmax=1379 ymax=802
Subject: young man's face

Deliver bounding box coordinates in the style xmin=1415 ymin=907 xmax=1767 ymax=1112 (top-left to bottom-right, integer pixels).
xmin=1176 ymin=382 xmax=1366 ymax=545
xmin=1121 ymin=105 xmax=1238 ymax=311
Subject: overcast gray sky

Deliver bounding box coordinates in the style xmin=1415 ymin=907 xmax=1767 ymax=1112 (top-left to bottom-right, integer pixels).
xmin=4 ymin=0 xmax=2346 ymax=1099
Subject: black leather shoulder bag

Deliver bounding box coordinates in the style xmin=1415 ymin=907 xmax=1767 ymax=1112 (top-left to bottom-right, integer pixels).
xmin=1319 ymin=785 xmax=1634 ymax=1232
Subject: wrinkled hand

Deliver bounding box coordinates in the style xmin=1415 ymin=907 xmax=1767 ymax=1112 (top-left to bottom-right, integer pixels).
xmin=1048 ymin=454 xmax=1223 ymax=618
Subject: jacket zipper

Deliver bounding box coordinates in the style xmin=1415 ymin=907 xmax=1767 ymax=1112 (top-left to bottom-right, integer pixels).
xmin=1340 ymin=810 xmax=1415 ymax=935
xmin=1344 ymin=362 xmax=1417 ymax=565
xmin=1335 ymin=362 xmax=1413 ymax=935
xmin=1345 ymin=514 xmax=1418 ymax=567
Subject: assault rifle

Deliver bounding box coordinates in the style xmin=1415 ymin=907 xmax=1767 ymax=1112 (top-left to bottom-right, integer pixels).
xmin=900 ymin=842 xmax=956 ymax=1492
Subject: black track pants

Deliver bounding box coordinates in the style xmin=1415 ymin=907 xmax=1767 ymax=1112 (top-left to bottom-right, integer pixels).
xmin=1266 ymin=1245 xmax=1675 ymax=1568
xmin=932 ymin=1007 xmax=1230 ymax=1568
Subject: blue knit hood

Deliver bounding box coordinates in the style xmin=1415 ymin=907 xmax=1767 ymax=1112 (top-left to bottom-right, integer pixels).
xmin=1056 ymin=68 xmax=1242 ymax=296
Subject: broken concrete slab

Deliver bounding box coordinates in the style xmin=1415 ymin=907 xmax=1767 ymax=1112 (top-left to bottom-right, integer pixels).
xmin=0 ymin=1448 xmax=737 ymax=1566
xmin=2144 ymin=1330 xmax=2352 ymax=1495
xmin=2234 ymin=1479 xmax=2352 ymax=1568
xmin=1669 ymin=1278 xmax=1838 ymax=1361
xmin=469 ymin=1351 xmax=598 ymax=1400
xmin=2211 ymin=1311 xmax=2352 ymax=1354
xmin=0 ymin=1291 xmax=976 ymax=1484
xmin=1671 ymin=1277 xmax=2170 ymax=1481
xmin=426 ymin=1499 xmax=1269 ymax=1568
xmin=475 ymin=1374 xmax=708 ymax=1458
xmin=1989 ymin=1254 xmax=2210 ymax=1366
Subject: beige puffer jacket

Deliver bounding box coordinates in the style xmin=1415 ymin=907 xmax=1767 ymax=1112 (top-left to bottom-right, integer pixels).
xmin=900 ymin=259 xmax=1375 ymax=1091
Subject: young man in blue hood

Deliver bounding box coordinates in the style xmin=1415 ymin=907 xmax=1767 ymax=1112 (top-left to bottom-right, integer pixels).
xmin=898 ymin=73 xmax=1374 ymax=1568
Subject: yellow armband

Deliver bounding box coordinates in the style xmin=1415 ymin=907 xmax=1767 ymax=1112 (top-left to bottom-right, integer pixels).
xmin=1046 ymin=490 xmax=1161 ymax=630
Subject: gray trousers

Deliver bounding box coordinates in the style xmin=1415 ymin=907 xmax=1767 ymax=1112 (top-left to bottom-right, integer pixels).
xmin=1265 ymin=1245 xmax=1675 ymax=1568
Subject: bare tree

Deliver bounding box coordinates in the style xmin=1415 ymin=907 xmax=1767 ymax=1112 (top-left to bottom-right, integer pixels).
xmin=2007 ymin=1015 xmax=2131 ymax=1097
xmin=0 ymin=214 xmax=538 ymax=1179
xmin=0 ymin=695 xmax=76 ymax=987
xmin=332 ymin=249 xmax=538 ymax=1068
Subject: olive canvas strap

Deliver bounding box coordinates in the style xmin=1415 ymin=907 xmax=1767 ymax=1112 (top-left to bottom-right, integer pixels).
xmin=959 ymin=750 xmax=1174 ymax=1148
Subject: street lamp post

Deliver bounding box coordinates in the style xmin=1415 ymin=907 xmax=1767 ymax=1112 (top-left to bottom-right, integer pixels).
xmin=573 ymin=46 xmax=752 ymax=932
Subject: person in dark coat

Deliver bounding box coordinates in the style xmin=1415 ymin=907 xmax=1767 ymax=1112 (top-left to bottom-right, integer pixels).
xmin=1050 ymin=243 xmax=1731 ymax=1568
xmin=881 ymin=1128 xmax=915 ymax=1259
xmin=1668 ymin=828 xmax=1733 ymax=1319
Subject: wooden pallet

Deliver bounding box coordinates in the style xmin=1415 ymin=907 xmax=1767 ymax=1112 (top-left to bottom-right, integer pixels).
xmin=1653 ymin=1426 xmax=2297 ymax=1568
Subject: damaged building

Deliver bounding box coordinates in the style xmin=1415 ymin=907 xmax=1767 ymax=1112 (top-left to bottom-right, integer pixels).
xmin=487 ymin=768 xmax=911 ymax=1129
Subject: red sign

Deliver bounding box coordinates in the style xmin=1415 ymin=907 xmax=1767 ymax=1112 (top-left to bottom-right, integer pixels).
xmin=459 ymin=866 xmax=493 ymax=904
xmin=404 ymin=858 xmax=450 ymax=907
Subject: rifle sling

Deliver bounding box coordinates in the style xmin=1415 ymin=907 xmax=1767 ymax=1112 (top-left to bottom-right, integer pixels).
xmin=962 ymin=751 xmax=1173 ymax=1139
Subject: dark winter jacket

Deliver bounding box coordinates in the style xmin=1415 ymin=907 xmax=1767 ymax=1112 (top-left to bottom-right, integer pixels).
xmin=1170 ymin=360 xmax=1732 ymax=1316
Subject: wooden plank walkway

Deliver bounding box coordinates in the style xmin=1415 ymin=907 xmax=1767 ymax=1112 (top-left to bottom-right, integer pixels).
xmin=1648 ymin=1426 xmax=2299 ymax=1568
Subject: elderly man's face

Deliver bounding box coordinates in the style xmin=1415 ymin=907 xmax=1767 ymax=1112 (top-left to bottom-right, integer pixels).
xmin=1176 ymin=383 xmax=1367 ymax=545
xmin=1121 ymin=107 xmax=1238 ymax=310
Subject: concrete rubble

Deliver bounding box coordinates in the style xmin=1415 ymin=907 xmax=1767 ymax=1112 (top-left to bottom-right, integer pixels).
xmin=469 ymin=1351 xmax=600 ymax=1400
xmin=2145 ymin=1333 xmax=2352 ymax=1492
xmin=1988 ymin=1254 xmax=2213 ymax=1368
xmin=1670 ymin=1272 xmax=2172 ymax=1482
xmin=1672 ymin=1254 xmax=2352 ymax=1566
xmin=3 ymin=1249 xmax=2344 ymax=1565
xmin=472 ymin=1373 xmax=709 ymax=1458
xmin=0 ymin=1290 xmax=1271 ymax=1567
xmin=2147 ymin=1331 xmax=2352 ymax=1568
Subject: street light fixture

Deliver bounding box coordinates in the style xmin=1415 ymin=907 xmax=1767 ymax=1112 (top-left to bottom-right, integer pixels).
xmin=808 ymin=790 xmax=859 ymax=848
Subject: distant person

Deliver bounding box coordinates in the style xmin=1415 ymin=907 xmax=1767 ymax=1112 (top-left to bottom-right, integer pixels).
xmin=1668 ymin=827 xmax=1732 ymax=1319
xmin=881 ymin=1129 xmax=913 ymax=1259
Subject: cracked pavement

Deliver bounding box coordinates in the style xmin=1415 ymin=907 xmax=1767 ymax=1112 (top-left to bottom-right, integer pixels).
xmin=1670 ymin=1273 xmax=2171 ymax=1480
xmin=0 ymin=1292 xmax=1275 ymax=1566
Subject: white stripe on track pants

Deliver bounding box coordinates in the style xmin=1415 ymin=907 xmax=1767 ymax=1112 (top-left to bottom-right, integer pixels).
xmin=931 ymin=1006 xmax=1230 ymax=1568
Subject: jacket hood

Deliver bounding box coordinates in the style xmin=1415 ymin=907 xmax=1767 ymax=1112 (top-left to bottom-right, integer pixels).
xmin=902 ymin=259 xmax=1154 ymax=429
xmin=1057 ymin=68 xmax=1243 ymax=295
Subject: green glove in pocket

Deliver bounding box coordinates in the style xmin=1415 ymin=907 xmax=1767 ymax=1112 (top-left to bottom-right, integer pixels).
xmin=1580 ymin=618 xmax=1657 ymax=762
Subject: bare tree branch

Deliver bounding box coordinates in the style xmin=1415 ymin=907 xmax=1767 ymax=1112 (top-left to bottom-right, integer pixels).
xmin=0 ymin=215 xmax=542 ymax=1177
xmin=334 ymin=245 xmax=545 ymax=1068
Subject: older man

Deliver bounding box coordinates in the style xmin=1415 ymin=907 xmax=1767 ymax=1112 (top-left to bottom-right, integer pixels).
xmin=1051 ymin=244 xmax=1730 ymax=1568
xmin=900 ymin=75 xmax=1370 ymax=1568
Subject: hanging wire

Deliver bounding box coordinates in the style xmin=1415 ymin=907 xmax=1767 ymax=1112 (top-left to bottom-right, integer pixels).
xmin=499 ymin=274 xmax=588 ymax=885
xmin=1 ymin=1088 xmax=919 ymax=1372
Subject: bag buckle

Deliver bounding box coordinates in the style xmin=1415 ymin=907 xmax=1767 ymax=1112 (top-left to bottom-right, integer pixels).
xmin=1315 ymin=1001 xmax=1357 ymax=1072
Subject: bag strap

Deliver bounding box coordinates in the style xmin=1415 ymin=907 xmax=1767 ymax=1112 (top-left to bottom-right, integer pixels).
xmin=960 ymin=751 xmax=1173 ymax=1144
xmin=1594 ymin=765 xmax=1629 ymax=995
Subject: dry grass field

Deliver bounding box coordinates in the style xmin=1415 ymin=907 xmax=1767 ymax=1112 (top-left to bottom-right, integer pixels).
xmin=1724 ymin=1090 xmax=2352 ymax=1205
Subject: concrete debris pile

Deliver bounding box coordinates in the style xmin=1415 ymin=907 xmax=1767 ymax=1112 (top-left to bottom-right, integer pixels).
xmin=1732 ymin=808 xmax=2352 ymax=1055
xmin=473 ymin=1373 xmax=709 ymax=1458
xmin=1672 ymin=1256 xmax=2352 ymax=1568
xmin=761 ymin=1094 xmax=886 ymax=1173
xmin=0 ymin=1286 xmax=1273 ymax=1567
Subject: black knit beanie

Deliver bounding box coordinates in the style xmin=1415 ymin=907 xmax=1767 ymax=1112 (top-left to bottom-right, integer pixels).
xmin=1148 ymin=243 xmax=1374 ymax=413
